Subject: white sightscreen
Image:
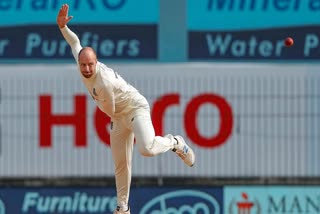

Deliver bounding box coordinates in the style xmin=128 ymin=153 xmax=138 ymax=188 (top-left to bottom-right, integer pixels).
xmin=0 ymin=63 xmax=319 ymax=177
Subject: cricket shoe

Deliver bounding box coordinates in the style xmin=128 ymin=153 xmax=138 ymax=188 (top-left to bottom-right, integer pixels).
xmin=172 ymin=135 xmax=195 ymax=167
xmin=113 ymin=206 xmax=130 ymax=214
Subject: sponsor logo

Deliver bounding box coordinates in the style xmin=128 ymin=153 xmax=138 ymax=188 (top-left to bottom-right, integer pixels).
xmin=189 ymin=0 xmax=320 ymax=30
xmin=183 ymin=145 xmax=189 ymax=154
xmin=0 ymin=0 xmax=158 ymax=25
xmin=0 ymin=199 xmax=5 ymax=214
xmin=228 ymin=192 xmax=261 ymax=214
xmin=39 ymin=92 xmax=232 ymax=148
xmin=140 ymin=190 xmax=220 ymax=214
xmin=22 ymin=192 xmax=117 ymax=213
xmin=0 ymin=25 xmax=157 ymax=60
xmin=189 ymin=29 xmax=320 ymax=60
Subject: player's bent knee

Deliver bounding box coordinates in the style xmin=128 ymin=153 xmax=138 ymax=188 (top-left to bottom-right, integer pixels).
xmin=138 ymin=147 xmax=155 ymax=157
xmin=137 ymin=142 xmax=155 ymax=157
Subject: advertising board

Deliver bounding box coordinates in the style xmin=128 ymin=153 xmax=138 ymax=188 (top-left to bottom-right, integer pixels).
xmin=225 ymin=186 xmax=320 ymax=214
xmin=188 ymin=0 xmax=320 ymax=60
xmin=0 ymin=0 xmax=158 ymax=60
xmin=0 ymin=63 xmax=319 ymax=177
xmin=0 ymin=187 xmax=222 ymax=214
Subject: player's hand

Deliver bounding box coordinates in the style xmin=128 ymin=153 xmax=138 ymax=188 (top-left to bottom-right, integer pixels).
xmin=56 ymin=4 xmax=73 ymax=28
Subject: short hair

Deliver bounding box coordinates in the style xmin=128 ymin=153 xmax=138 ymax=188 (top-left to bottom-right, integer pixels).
xmin=78 ymin=47 xmax=97 ymax=61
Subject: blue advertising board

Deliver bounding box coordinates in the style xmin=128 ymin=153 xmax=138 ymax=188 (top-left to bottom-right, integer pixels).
xmin=188 ymin=0 xmax=320 ymax=60
xmin=0 ymin=186 xmax=223 ymax=213
xmin=189 ymin=27 xmax=320 ymax=60
xmin=0 ymin=0 xmax=158 ymax=60
xmin=0 ymin=25 xmax=157 ymax=60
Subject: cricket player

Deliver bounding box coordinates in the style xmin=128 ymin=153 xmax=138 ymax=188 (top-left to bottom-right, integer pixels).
xmin=56 ymin=4 xmax=195 ymax=214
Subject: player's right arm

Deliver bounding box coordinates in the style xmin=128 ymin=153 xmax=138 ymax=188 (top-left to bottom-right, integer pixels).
xmin=56 ymin=4 xmax=82 ymax=62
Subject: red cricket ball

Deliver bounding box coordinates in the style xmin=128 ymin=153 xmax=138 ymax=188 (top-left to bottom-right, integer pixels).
xmin=284 ymin=37 xmax=294 ymax=47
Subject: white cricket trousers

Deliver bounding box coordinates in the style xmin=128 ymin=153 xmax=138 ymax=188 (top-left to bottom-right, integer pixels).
xmin=110 ymin=96 xmax=175 ymax=209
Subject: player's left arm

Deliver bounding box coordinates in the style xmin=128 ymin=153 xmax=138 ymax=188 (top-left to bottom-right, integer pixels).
xmin=56 ymin=4 xmax=82 ymax=63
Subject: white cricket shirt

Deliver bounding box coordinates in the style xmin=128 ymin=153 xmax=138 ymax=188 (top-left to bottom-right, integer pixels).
xmin=60 ymin=26 xmax=145 ymax=119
